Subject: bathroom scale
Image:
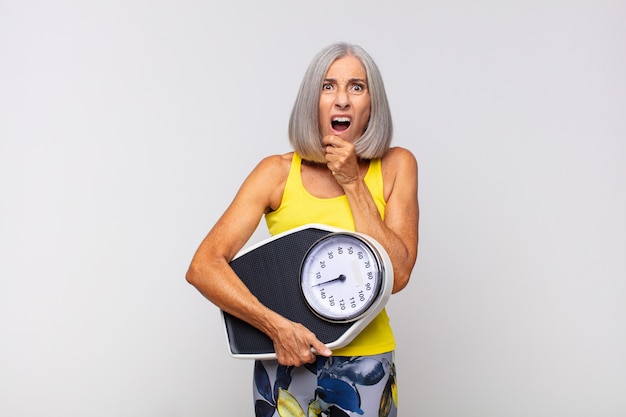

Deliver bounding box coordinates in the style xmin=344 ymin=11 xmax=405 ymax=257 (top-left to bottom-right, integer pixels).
xmin=222 ymin=223 xmax=394 ymax=359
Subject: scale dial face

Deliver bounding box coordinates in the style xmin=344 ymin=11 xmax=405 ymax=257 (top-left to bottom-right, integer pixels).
xmin=300 ymin=232 xmax=384 ymax=323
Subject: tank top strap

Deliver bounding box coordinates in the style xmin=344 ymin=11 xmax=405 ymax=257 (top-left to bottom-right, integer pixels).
xmin=285 ymin=152 xmax=302 ymax=193
xmin=364 ymin=158 xmax=383 ymax=197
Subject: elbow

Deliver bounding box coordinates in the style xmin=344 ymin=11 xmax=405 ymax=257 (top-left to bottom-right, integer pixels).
xmin=391 ymin=252 xmax=417 ymax=294
xmin=185 ymin=263 xmax=202 ymax=288
xmin=391 ymin=271 xmax=411 ymax=294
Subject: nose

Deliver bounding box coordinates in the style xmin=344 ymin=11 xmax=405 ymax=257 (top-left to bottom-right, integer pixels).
xmin=334 ymin=88 xmax=350 ymax=109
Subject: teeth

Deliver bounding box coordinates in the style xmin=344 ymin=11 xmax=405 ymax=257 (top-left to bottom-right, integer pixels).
xmin=333 ymin=117 xmax=350 ymax=123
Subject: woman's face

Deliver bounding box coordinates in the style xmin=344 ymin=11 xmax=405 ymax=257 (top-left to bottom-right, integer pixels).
xmin=318 ymin=55 xmax=371 ymax=143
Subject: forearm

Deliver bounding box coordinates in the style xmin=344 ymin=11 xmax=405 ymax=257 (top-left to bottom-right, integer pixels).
xmin=187 ymin=256 xmax=331 ymax=365
xmin=342 ymin=179 xmax=416 ymax=292
xmin=186 ymin=259 xmax=282 ymax=336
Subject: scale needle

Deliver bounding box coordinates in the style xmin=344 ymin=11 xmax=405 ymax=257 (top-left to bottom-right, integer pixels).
xmin=313 ymin=274 xmax=346 ymax=287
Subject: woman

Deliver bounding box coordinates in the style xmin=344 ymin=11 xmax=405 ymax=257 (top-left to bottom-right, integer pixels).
xmin=187 ymin=42 xmax=418 ymax=417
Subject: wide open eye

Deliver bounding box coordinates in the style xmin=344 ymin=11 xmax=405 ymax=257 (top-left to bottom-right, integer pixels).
xmin=351 ymin=83 xmax=366 ymax=93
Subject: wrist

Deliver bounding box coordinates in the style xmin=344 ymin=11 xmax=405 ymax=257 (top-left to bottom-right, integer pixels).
xmin=257 ymin=308 xmax=288 ymax=339
xmin=340 ymin=176 xmax=365 ymax=193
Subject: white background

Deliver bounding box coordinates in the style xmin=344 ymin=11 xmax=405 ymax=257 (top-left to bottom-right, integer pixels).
xmin=1 ymin=1 xmax=625 ymax=416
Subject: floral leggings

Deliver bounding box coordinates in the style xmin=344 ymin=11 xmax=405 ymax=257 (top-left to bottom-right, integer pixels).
xmin=253 ymin=352 xmax=397 ymax=417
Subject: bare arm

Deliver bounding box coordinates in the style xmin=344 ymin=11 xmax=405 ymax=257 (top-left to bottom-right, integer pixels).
xmin=323 ymin=137 xmax=419 ymax=292
xmin=186 ymin=155 xmax=331 ymax=365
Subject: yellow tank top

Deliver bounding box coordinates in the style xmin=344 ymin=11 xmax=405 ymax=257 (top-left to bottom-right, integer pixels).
xmin=265 ymin=152 xmax=395 ymax=356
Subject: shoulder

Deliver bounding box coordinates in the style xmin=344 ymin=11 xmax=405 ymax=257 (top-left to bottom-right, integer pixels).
xmin=250 ymin=152 xmax=294 ymax=179
xmin=379 ymin=147 xmax=418 ymax=200
xmin=248 ymin=152 xmax=293 ymax=211
xmin=381 ymin=147 xmax=418 ymax=177
xmin=382 ymin=146 xmax=417 ymax=166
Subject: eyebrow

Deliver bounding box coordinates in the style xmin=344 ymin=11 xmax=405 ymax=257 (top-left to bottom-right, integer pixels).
xmin=323 ymin=77 xmax=368 ymax=84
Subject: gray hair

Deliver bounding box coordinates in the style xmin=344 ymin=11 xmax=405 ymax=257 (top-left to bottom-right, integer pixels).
xmin=288 ymin=42 xmax=393 ymax=163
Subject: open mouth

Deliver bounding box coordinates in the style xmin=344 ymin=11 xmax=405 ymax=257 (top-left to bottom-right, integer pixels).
xmin=331 ymin=116 xmax=351 ymax=132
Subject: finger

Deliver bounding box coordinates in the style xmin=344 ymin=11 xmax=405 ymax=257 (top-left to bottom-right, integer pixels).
xmin=322 ymin=134 xmax=347 ymax=148
xmin=311 ymin=340 xmax=332 ymax=357
xmin=322 ymin=135 xmax=337 ymax=145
